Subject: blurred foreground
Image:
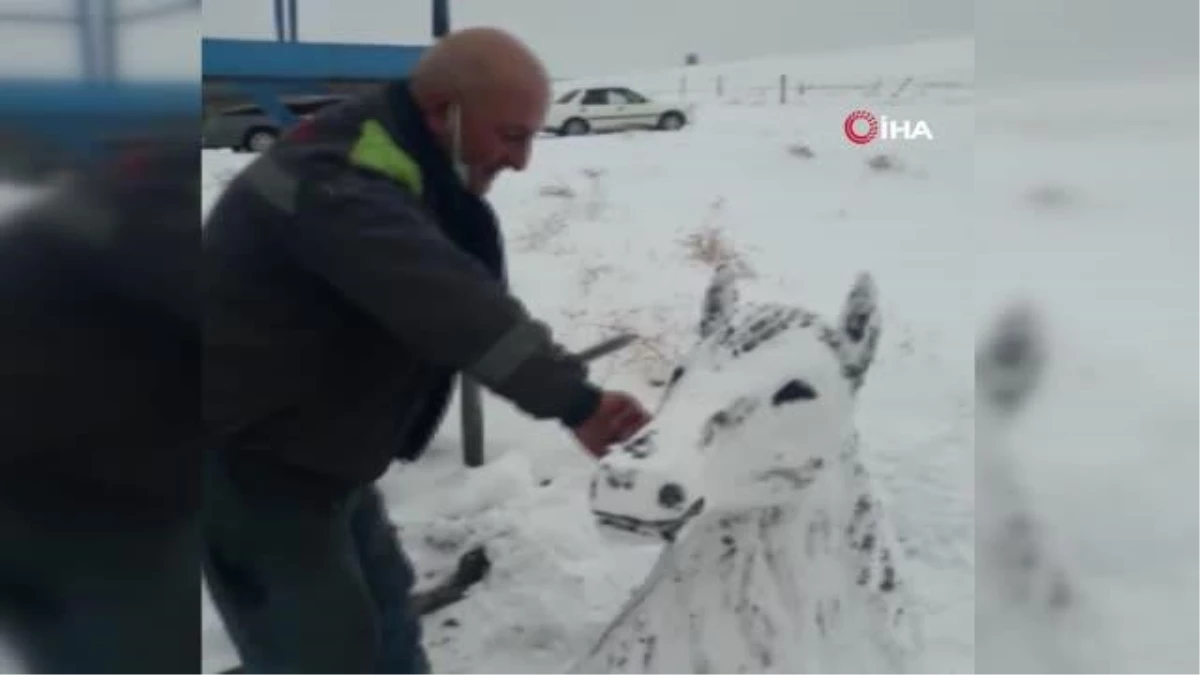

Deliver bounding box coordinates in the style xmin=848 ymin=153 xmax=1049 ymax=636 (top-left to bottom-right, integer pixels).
xmin=0 ymin=2 xmax=201 ymax=671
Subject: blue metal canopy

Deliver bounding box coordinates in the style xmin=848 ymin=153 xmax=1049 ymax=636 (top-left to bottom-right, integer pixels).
xmin=202 ymin=38 xmax=426 ymax=83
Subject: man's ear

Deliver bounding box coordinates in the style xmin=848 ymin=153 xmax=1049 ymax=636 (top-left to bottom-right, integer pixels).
xmin=416 ymin=87 xmax=457 ymax=137
xmin=422 ymin=99 xmax=452 ymax=138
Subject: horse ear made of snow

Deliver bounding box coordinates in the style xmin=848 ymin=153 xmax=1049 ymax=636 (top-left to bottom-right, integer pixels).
xmin=699 ymin=265 xmax=883 ymax=391
xmin=834 ymin=271 xmax=882 ymax=391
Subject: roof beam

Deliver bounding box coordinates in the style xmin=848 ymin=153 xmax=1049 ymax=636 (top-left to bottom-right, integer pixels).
xmin=202 ymin=38 xmax=426 ymax=82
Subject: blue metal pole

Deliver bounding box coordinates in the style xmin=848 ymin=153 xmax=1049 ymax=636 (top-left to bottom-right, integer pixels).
xmin=273 ymin=0 xmax=285 ymax=41
xmin=76 ymin=0 xmax=95 ymax=80
xmin=287 ymin=0 xmax=298 ymax=41
xmin=99 ymin=0 xmax=118 ymax=81
xmin=432 ymin=0 xmax=449 ymax=38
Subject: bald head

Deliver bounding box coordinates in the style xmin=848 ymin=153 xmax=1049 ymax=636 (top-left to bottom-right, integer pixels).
xmin=410 ymin=27 xmax=550 ymax=108
xmin=408 ymin=28 xmax=551 ymax=195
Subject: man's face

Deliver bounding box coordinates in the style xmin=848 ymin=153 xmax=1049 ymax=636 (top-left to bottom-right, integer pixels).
xmin=451 ymin=83 xmax=548 ymax=195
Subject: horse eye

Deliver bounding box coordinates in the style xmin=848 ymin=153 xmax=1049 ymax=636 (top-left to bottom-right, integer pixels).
xmin=772 ymin=379 xmax=818 ymax=405
xmin=668 ymin=366 xmax=686 ymax=386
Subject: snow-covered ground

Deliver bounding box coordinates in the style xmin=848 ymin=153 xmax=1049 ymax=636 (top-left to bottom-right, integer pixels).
xmin=200 ymin=37 xmax=976 ymax=673
xmin=0 ymin=183 xmax=53 ymax=223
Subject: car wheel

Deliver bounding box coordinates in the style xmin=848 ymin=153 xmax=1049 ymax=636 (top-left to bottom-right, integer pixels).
xmin=657 ymin=111 xmax=686 ymax=131
xmin=561 ymin=118 xmax=590 ymax=136
xmin=244 ymin=128 xmax=278 ymax=153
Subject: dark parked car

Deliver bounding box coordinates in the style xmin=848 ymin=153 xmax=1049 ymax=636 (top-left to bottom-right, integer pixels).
xmin=201 ymin=94 xmax=348 ymax=152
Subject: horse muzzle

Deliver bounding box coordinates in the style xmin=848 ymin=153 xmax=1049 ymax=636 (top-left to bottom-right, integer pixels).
xmin=592 ymin=498 xmax=706 ymax=543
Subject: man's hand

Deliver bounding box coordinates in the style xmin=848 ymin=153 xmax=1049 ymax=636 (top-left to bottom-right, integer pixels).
xmin=572 ymin=391 xmax=651 ymax=459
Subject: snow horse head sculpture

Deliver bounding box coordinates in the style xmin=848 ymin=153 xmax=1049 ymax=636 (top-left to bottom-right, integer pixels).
xmin=589 ymin=264 xmax=882 ymax=540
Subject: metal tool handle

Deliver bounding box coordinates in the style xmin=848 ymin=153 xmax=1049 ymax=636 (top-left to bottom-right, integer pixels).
xmin=461 ymin=333 xmax=639 ymax=468
xmin=576 ymin=332 xmax=638 ymax=363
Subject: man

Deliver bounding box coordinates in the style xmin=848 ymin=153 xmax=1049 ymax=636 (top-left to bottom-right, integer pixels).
xmin=202 ymin=27 xmax=651 ymax=673
xmin=0 ymin=140 xmax=201 ymax=672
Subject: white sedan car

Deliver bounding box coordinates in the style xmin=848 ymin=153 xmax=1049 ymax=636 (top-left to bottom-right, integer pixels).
xmin=544 ymin=86 xmax=691 ymax=136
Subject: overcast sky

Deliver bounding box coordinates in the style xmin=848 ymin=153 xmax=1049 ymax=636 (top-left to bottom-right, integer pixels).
xmin=0 ymin=0 xmax=970 ymax=80
xmin=0 ymin=0 xmax=198 ymax=79
xmin=199 ymin=0 xmax=972 ymax=78
xmin=0 ymin=0 xmax=1193 ymax=83
xmin=977 ymin=0 xmax=1197 ymax=84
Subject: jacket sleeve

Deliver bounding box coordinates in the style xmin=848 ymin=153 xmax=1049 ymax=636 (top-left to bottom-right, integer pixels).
xmin=279 ymin=169 xmax=601 ymax=428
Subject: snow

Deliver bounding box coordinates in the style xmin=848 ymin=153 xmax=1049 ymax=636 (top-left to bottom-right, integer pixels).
xmin=0 ymin=182 xmax=55 ymax=225
xmin=201 ymin=36 xmax=977 ymax=673
xmin=573 ymin=270 xmax=924 ymax=673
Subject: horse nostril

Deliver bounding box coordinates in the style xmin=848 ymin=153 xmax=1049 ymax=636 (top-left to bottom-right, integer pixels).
xmin=658 ymin=483 xmax=686 ymax=509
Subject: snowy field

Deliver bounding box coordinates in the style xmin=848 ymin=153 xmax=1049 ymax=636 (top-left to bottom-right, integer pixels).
xmin=199 ymin=37 xmax=975 ymax=673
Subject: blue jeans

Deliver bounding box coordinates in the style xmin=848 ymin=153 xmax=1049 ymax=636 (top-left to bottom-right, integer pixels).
xmin=202 ymin=451 xmax=429 ymax=674
xmin=348 ymin=487 xmax=431 ymax=674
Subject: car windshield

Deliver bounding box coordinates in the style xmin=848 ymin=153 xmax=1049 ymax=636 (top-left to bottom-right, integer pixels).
xmin=556 ymin=89 xmax=579 ymax=103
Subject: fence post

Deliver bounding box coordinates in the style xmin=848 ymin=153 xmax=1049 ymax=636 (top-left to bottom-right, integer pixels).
xmin=716 ymin=74 xmax=723 ymax=97
xmin=679 ymin=75 xmax=688 ymax=100
xmin=779 ymin=74 xmax=787 ymax=104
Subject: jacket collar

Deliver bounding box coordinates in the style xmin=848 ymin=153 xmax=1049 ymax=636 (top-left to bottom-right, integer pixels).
xmin=373 ymin=80 xmax=509 ymax=284
xmin=377 ymin=80 xmax=466 ymax=201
